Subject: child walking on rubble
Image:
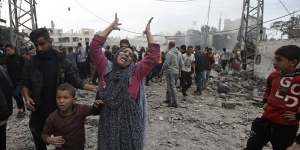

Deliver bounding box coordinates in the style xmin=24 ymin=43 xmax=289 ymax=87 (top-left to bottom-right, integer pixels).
xmin=42 ymin=83 xmax=103 ymax=150
xmin=245 ymin=45 xmax=300 ymax=150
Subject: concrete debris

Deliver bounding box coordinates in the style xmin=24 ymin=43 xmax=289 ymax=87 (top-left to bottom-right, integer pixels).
xmin=222 ymin=102 xmax=237 ymax=109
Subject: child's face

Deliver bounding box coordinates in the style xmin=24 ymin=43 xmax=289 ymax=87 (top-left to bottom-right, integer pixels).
xmin=56 ymin=90 xmax=75 ymax=113
xmin=273 ymin=55 xmax=297 ymax=74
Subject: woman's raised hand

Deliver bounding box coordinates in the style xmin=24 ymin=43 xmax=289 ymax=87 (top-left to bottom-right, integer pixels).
xmin=111 ymin=13 xmax=122 ymax=31
xmin=98 ymin=13 xmax=121 ymax=38
xmin=144 ymin=17 xmax=153 ymax=35
xmin=144 ymin=17 xmax=154 ymax=44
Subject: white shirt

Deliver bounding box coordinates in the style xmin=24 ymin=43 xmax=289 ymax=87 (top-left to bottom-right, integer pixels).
xmin=181 ymin=53 xmax=195 ymax=72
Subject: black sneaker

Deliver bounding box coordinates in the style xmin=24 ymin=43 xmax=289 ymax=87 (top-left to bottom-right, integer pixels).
xmin=163 ymin=100 xmax=170 ymax=104
xmin=168 ymin=103 xmax=178 ymax=108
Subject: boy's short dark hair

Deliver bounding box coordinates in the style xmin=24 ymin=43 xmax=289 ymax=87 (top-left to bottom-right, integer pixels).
xmin=275 ymin=45 xmax=300 ymax=63
xmin=57 ymin=83 xmax=76 ymax=98
xmin=29 ymin=28 xmax=50 ymax=44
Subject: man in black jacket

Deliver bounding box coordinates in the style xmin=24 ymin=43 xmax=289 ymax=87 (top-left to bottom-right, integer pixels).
xmin=0 ymin=65 xmax=13 ymax=150
xmin=21 ymin=28 xmax=96 ymax=150
xmin=5 ymin=44 xmax=25 ymax=115
xmin=194 ymin=45 xmax=209 ymax=95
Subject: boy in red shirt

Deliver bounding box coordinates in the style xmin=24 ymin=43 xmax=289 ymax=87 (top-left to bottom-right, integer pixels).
xmin=42 ymin=83 xmax=103 ymax=150
xmin=245 ymin=45 xmax=300 ymax=150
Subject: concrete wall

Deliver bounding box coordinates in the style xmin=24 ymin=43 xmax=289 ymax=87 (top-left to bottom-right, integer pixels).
xmin=254 ymin=38 xmax=300 ymax=79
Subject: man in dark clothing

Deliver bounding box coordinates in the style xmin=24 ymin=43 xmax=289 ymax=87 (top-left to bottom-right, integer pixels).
xmin=85 ymin=42 xmax=91 ymax=78
xmin=66 ymin=47 xmax=77 ymax=66
xmin=138 ymin=47 xmax=146 ymax=61
xmin=0 ymin=64 xmax=13 ymax=150
xmin=5 ymin=44 xmax=26 ymax=116
xmin=76 ymin=42 xmax=88 ymax=79
xmin=194 ymin=45 xmax=209 ymax=95
xmin=104 ymin=45 xmax=113 ymax=61
xmin=21 ymin=28 xmax=97 ymax=150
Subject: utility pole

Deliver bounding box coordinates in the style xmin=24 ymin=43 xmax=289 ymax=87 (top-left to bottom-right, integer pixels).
xmin=8 ymin=0 xmax=38 ymax=48
xmin=204 ymin=0 xmax=212 ymax=47
xmin=237 ymin=0 xmax=264 ymax=72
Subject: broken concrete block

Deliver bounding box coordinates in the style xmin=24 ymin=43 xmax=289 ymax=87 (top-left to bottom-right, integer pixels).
xmin=217 ymin=83 xmax=230 ymax=94
xmin=222 ymin=102 xmax=236 ymax=109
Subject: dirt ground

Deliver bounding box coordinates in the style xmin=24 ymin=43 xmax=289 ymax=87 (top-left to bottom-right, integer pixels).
xmin=6 ymin=72 xmax=273 ymax=150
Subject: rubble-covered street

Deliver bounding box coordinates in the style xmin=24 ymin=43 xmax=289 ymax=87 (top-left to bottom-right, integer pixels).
xmin=6 ymin=71 xmax=271 ymax=150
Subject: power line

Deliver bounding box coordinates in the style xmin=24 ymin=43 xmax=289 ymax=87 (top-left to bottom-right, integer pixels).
xmin=278 ymin=0 xmax=291 ymax=15
xmin=73 ymin=0 xmax=300 ymax=38
xmin=73 ymin=0 xmax=142 ymax=35
xmin=165 ymin=8 xmax=300 ymax=37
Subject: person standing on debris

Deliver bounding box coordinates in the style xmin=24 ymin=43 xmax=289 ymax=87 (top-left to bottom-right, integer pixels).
xmin=180 ymin=45 xmax=195 ymax=97
xmin=178 ymin=45 xmax=186 ymax=88
xmin=138 ymin=47 xmax=146 ymax=61
xmin=0 ymin=62 xmax=13 ymax=150
xmin=89 ymin=14 xmax=159 ymax=150
xmin=66 ymin=47 xmax=77 ymax=66
xmin=229 ymin=50 xmax=241 ymax=72
xmin=21 ymin=28 xmax=97 ymax=150
xmin=76 ymin=42 xmax=88 ymax=79
xmin=180 ymin=44 xmax=186 ymax=54
xmin=42 ymin=83 xmax=104 ymax=150
xmin=4 ymin=44 xmax=26 ymax=117
xmin=161 ymin=41 xmax=182 ymax=107
xmin=194 ymin=45 xmax=209 ymax=95
xmin=220 ymin=48 xmax=230 ymax=71
xmin=205 ymin=47 xmax=215 ymax=84
xmin=245 ymin=45 xmax=300 ymax=150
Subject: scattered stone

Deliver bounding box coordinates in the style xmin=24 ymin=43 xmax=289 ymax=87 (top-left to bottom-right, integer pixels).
xmin=222 ymin=102 xmax=236 ymax=109
xmin=217 ymin=83 xmax=230 ymax=94
xmin=159 ymin=116 xmax=164 ymax=121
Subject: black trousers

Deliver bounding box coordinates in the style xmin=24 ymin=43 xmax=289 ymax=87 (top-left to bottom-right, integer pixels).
xmin=77 ymin=62 xmax=87 ymax=79
xmin=221 ymin=60 xmax=228 ymax=70
xmin=245 ymin=117 xmax=298 ymax=150
xmin=29 ymin=112 xmax=48 ymax=150
xmin=181 ymin=71 xmax=192 ymax=95
xmin=0 ymin=123 xmax=7 ymax=150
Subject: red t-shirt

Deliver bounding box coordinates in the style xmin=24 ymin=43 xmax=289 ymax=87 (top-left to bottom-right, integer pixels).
xmin=43 ymin=104 xmax=93 ymax=149
xmin=263 ymin=70 xmax=300 ymax=125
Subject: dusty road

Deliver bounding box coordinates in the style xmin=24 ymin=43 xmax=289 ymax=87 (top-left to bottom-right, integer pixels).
xmin=6 ymin=72 xmax=271 ymax=150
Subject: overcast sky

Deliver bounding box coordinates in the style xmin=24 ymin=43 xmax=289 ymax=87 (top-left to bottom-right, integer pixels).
xmin=2 ymin=0 xmax=300 ymax=37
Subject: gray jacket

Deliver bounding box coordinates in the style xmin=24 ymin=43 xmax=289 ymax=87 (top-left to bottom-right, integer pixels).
xmin=161 ymin=48 xmax=182 ymax=74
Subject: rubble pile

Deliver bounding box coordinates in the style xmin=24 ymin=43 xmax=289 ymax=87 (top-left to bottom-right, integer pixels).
xmin=207 ymin=70 xmax=266 ymax=109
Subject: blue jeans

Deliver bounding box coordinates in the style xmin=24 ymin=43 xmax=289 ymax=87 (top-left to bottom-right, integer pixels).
xmin=195 ymin=70 xmax=207 ymax=92
xmin=166 ymin=73 xmax=178 ymax=105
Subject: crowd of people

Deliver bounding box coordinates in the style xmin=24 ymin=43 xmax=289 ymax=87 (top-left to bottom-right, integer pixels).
xmin=0 ymin=14 xmax=300 ymax=150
